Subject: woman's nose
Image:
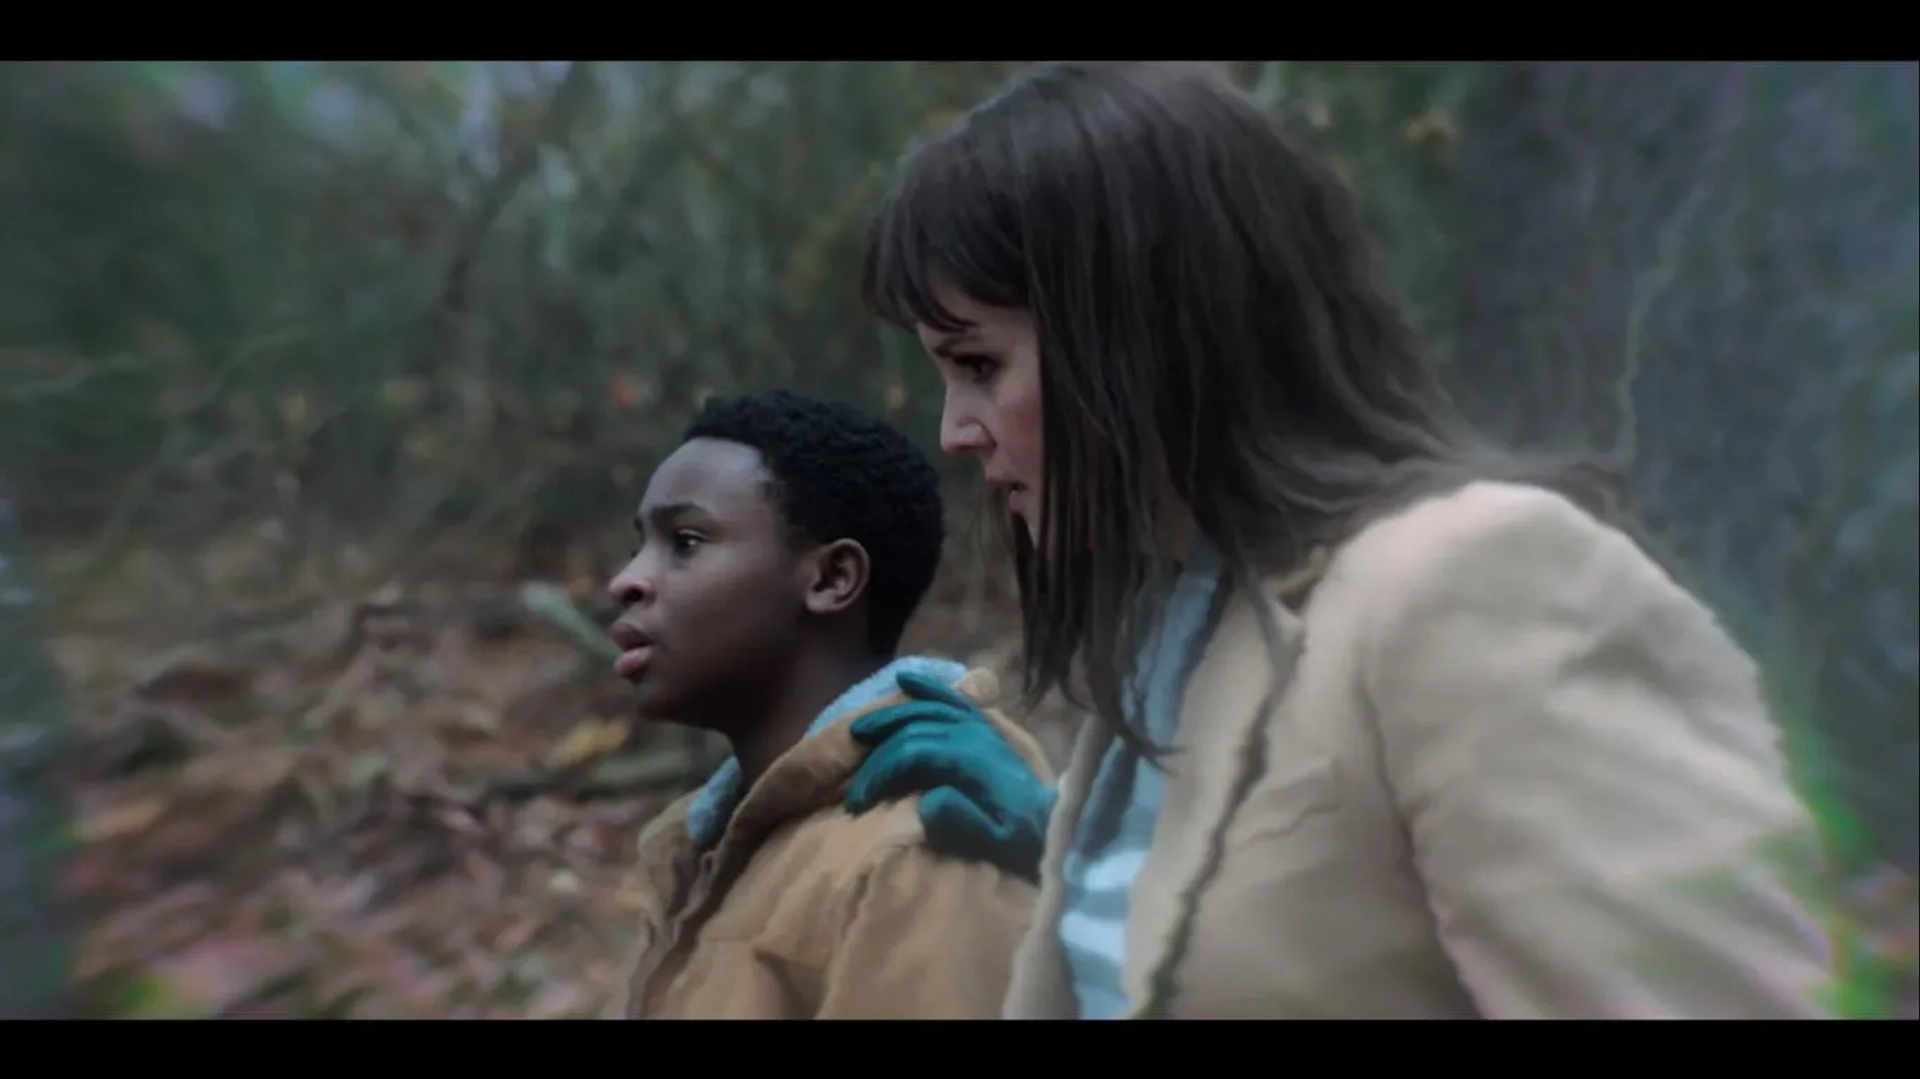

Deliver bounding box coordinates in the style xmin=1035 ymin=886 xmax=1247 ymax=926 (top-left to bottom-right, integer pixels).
xmin=940 ymin=403 xmax=991 ymax=456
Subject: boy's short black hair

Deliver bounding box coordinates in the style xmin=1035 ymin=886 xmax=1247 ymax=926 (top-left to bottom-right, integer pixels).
xmin=682 ymin=389 xmax=945 ymax=656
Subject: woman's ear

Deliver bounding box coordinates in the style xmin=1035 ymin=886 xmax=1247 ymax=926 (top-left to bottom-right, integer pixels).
xmin=803 ymin=538 xmax=871 ymax=617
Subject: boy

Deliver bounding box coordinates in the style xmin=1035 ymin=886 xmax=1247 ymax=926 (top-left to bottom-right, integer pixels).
xmin=603 ymin=389 xmax=1049 ymax=1020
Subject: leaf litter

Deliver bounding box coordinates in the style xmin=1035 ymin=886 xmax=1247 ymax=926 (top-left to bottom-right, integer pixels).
xmin=51 ymin=546 xmax=1914 ymax=1018
xmin=55 ymin=554 xmax=1048 ymax=1020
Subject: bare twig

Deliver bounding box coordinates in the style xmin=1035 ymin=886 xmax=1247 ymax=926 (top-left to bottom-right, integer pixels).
xmin=482 ymin=747 xmax=703 ymax=803
xmin=1603 ymin=65 xmax=1754 ymax=476
xmin=0 ymin=351 xmax=159 ymax=403
xmin=518 ymin=582 xmax=616 ymax=663
xmin=44 ymin=326 xmax=308 ymax=608
xmin=435 ymin=61 xmax=597 ymax=315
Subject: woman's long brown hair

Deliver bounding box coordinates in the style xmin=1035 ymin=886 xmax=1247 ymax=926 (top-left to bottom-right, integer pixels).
xmin=862 ymin=61 xmax=1606 ymax=758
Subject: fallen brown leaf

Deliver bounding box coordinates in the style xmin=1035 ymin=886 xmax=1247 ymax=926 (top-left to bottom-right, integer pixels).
xmin=80 ymin=797 xmax=168 ymax=843
xmin=544 ymin=717 xmax=628 ymax=771
xmin=135 ymin=935 xmax=310 ymax=1019
xmin=65 ymin=543 xmax=1017 ymax=1019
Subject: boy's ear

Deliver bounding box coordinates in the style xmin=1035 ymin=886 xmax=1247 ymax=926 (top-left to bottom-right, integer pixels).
xmin=802 ymin=538 xmax=870 ymax=618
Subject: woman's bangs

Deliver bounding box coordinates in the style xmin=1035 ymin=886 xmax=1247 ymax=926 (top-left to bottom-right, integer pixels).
xmin=861 ymin=134 xmax=1024 ymax=333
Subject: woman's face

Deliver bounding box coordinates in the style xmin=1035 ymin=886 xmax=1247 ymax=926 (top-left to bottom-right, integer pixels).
xmin=914 ymin=285 xmax=1045 ymax=540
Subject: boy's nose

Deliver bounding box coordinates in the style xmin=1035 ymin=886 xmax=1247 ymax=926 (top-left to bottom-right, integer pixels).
xmin=607 ymin=565 xmax=654 ymax=608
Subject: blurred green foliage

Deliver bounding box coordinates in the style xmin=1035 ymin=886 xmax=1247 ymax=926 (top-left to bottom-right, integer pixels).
xmin=0 ymin=62 xmax=1469 ymax=562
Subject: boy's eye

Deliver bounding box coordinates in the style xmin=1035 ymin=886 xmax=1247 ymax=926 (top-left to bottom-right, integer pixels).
xmin=669 ymin=530 xmax=705 ymax=553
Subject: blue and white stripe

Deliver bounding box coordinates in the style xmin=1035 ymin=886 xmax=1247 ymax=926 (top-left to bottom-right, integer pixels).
xmin=1059 ymin=541 xmax=1226 ymax=1019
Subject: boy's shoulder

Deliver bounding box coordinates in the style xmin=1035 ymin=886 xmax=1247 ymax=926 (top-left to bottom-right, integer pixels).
xmin=763 ymin=663 xmax=1051 ymax=862
xmin=726 ymin=774 xmax=1035 ymax=956
xmin=776 ymin=678 xmax=1050 ymax=883
xmin=740 ymin=672 xmax=1050 ymax=898
xmin=781 ymin=788 xmax=942 ymax=884
xmin=628 ymin=667 xmax=1049 ymax=926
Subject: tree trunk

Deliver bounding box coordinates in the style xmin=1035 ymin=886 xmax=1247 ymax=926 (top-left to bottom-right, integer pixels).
xmin=1451 ymin=61 xmax=1919 ymax=871
xmin=0 ymin=491 xmax=74 ymax=1018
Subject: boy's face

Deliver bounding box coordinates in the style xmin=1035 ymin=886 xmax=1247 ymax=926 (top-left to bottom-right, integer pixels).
xmin=606 ymin=438 xmax=811 ymax=724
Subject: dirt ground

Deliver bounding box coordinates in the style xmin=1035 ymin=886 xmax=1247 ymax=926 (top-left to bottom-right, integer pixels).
xmin=53 ymin=530 xmax=1049 ymax=1020
xmin=48 ymin=530 xmax=1915 ymax=1019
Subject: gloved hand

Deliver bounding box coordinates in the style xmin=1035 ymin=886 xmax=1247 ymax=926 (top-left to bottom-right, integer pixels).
xmin=847 ymin=671 xmax=1058 ymax=882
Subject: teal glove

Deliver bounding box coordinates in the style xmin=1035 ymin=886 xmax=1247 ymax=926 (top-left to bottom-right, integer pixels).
xmin=847 ymin=672 xmax=1057 ymax=882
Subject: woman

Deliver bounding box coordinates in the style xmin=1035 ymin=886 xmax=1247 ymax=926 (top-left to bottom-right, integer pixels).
xmin=840 ymin=61 xmax=1836 ymax=1019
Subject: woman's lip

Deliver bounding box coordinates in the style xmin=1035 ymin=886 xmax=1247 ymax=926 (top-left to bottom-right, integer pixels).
xmin=1006 ymin=485 xmax=1031 ymax=515
xmin=614 ymin=645 xmax=655 ymax=678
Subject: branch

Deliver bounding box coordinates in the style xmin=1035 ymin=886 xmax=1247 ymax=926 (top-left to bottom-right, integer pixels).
xmin=1603 ymin=65 xmax=1755 ymax=476
xmin=435 ymin=61 xmax=597 ymax=315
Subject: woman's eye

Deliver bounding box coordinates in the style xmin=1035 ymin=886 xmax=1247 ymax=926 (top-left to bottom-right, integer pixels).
xmin=953 ymin=354 xmax=998 ymax=384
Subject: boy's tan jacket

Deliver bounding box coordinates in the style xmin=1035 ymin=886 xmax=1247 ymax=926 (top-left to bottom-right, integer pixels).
xmin=609 ymin=669 xmax=1049 ymax=1020
xmin=1004 ymin=481 xmax=1835 ymax=1019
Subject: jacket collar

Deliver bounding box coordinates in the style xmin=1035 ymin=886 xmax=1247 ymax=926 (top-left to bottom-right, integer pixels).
xmin=685 ymin=655 xmax=968 ymax=850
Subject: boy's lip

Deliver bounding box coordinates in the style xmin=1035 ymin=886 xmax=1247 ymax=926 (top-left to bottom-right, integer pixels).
xmin=608 ymin=619 xmax=657 ymax=679
xmin=609 ymin=620 xmax=654 ymax=650
xmin=614 ymin=644 xmax=655 ymax=679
